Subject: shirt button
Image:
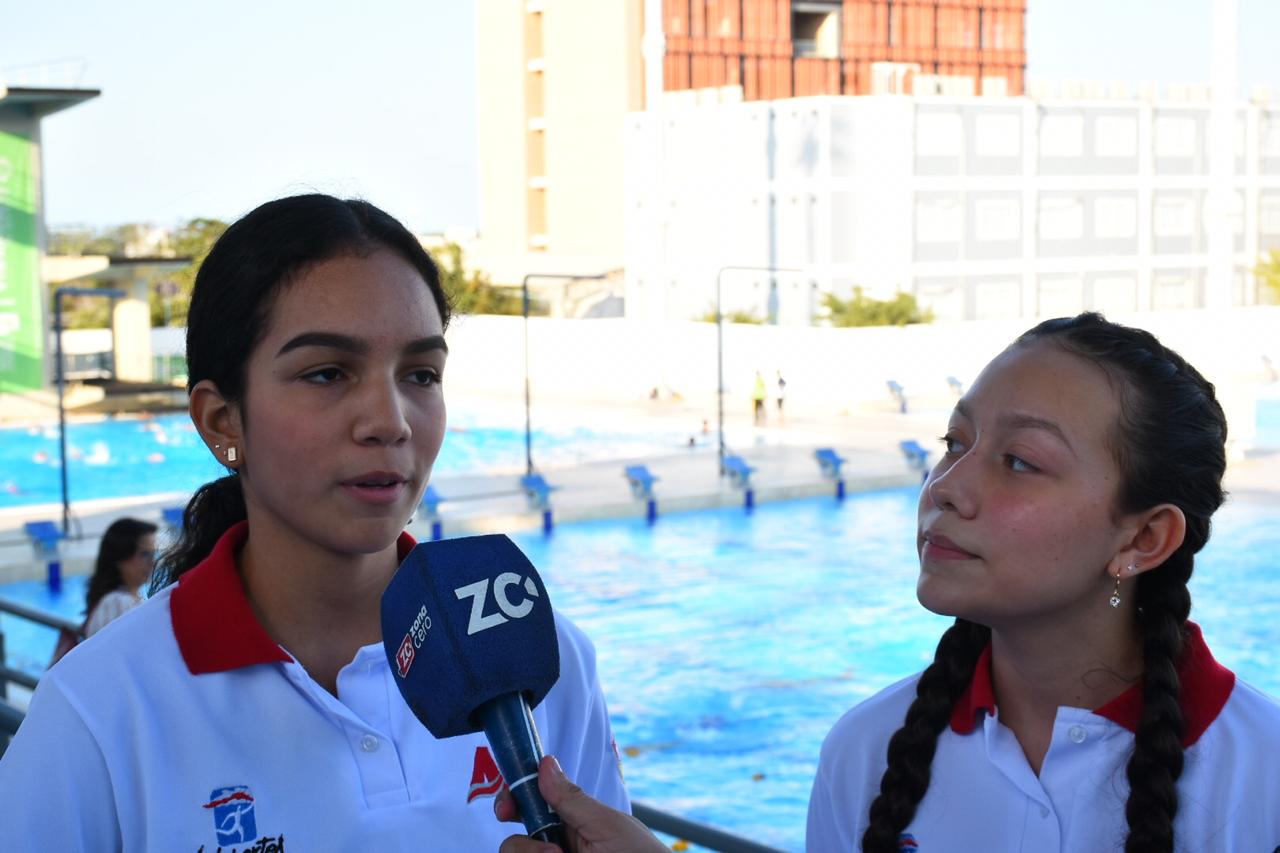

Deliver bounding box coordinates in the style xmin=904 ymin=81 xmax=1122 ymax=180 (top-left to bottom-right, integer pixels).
xmin=1068 ymin=725 xmax=1087 ymax=744
xmin=1040 ymin=805 xmax=1050 ymax=818
xmin=360 ymin=734 xmax=380 ymax=753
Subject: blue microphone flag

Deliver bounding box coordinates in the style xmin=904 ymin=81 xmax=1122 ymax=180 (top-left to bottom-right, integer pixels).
xmin=381 ymin=533 xmax=561 ymax=740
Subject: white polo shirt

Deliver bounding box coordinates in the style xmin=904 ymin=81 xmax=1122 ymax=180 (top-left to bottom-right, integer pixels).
xmin=0 ymin=522 xmax=629 ymax=852
xmin=808 ymin=623 xmax=1280 ymax=852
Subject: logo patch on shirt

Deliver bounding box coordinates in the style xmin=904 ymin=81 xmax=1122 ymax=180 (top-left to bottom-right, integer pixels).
xmin=898 ymin=833 xmax=920 ymax=850
xmin=204 ymin=786 xmax=257 ymax=844
xmin=467 ymin=746 xmax=506 ymax=802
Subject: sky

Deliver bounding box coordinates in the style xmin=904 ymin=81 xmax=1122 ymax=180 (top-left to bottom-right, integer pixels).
xmin=3 ymin=0 xmax=1279 ymax=233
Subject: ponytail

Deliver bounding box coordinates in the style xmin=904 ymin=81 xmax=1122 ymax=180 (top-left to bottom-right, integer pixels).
xmin=150 ymin=475 xmax=246 ymax=593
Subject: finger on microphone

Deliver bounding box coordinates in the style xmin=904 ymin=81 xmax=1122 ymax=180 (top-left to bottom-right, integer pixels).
xmin=499 ymin=834 xmax=562 ymax=853
xmin=493 ymin=783 xmax=518 ymax=823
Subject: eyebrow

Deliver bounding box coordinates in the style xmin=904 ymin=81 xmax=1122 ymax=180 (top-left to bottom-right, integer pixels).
xmin=275 ymin=332 xmax=448 ymax=358
xmin=953 ymin=399 xmax=1077 ymax=457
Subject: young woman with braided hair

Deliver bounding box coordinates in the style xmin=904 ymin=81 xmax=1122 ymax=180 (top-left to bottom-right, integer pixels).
xmin=808 ymin=313 xmax=1280 ymax=852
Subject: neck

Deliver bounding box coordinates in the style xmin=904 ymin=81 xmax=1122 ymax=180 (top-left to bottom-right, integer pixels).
xmin=988 ymin=607 xmax=1143 ymax=774
xmin=238 ymin=522 xmax=399 ymax=695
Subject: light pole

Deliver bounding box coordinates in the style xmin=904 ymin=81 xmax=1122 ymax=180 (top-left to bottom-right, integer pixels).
xmin=714 ymin=266 xmax=800 ymax=476
xmin=521 ymin=272 xmax=607 ymax=476
xmin=53 ymin=286 xmax=125 ymax=535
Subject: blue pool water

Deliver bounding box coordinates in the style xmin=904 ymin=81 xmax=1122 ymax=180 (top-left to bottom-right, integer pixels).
xmin=0 ymin=412 xmax=688 ymax=510
xmin=3 ymin=488 xmax=1279 ymax=851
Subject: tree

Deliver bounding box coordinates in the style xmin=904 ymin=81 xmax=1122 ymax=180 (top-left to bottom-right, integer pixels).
xmin=153 ymin=218 xmax=229 ymax=326
xmin=698 ymin=305 xmax=764 ymax=324
xmin=1256 ymin=250 xmax=1280 ymax=305
xmin=821 ymin=287 xmax=933 ymax=327
xmin=431 ymin=242 xmax=526 ymax=316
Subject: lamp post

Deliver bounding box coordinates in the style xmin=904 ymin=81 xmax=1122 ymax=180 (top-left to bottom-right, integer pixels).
xmin=714 ymin=266 xmax=800 ymax=476
xmin=521 ymin=272 xmax=607 ymax=476
xmin=53 ymin=286 xmax=126 ymax=535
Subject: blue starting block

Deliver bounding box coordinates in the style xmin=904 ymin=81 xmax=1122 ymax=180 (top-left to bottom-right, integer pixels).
xmin=161 ymin=506 xmax=185 ymax=531
xmin=887 ymin=380 xmax=907 ymax=413
xmin=814 ymin=447 xmax=847 ymax=500
xmin=624 ymin=465 xmax=659 ymax=524
xmin=946 ymin=375 xmax=964 ymax=395
xmin=899 ymin=439 xmax=932 ymax=482
xmin=24 ymin=521 xmax=64 ymax=593
xmin=520 ymin=473 xmax=559 ymax=534
xmin=420 ymin=484 xmax=445 ymax=541
xmin=722 ymin=455 xmax=757 ymax=510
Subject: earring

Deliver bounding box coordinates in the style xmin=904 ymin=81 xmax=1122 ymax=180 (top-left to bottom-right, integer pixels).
xmin=227 ymin=446 xmax=238 ymax=463
xmin=1109 ymin=574 xmax=1122 ymax=608
xmin=1127 ymin=562 xmax=1138 ymax=573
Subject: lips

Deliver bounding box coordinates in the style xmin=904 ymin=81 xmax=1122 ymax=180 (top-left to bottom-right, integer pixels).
xmin=340 ymin=471 xmax=411 ymax=506
xmin=342 ymin=471 xmax=408 ymax=488
xmin=922 ymin=531 xmax=980 ymax=561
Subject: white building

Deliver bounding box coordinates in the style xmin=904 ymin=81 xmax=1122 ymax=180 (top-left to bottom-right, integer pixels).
xmin=624 ymin=91 xmax=1280 ymax=324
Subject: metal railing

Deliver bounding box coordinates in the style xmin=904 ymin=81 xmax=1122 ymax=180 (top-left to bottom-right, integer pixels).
xmin=0 ymin=597 xmax=784 ymax=852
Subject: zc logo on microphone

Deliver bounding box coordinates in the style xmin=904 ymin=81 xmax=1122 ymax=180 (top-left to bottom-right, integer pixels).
xmin=454 ymin=573 xmax=540 ymax=635
xmin=395 ymin=604 xmax=433 ymax=677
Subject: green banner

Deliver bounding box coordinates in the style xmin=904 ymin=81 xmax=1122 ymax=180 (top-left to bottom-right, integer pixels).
xmin=0 ymin=127 xmax=42 ymax=393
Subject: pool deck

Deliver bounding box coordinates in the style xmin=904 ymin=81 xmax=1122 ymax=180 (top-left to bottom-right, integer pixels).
xmin=2 ymin=395 xmax=1278 ymax=584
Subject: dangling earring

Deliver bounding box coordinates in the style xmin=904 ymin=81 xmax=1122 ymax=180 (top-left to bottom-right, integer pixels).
xmin=227 ymin=446 xmax=238 ymax=463
xmin=1109 ymin=573 xmax=1122 ymax=608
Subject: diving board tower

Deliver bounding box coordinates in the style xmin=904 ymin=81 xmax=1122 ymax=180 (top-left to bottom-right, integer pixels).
xmin=0 ymin=84 xmax=100 ymax=396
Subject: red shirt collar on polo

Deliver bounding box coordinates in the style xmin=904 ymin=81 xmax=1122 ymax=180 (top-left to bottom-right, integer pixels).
xmin=170 ymin=520 xmax=417 ymax=675
xmin=949 ymin=621 xmax=1235 ymax=747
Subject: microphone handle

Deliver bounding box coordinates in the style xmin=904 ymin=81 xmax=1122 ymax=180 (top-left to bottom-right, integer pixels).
xmin=477 ymin=694 xmax=566 ymax=851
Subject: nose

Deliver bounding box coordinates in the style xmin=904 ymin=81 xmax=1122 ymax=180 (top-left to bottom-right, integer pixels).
xmin=924 ymin=453 xmax=978 ymax=518
xmin=354 ymin=376 xmax=412 ymax=446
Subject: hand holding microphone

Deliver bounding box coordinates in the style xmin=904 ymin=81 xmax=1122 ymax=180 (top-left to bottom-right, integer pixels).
xmin=381 ymin=534 xmax=569 ymax=848
xmin=495 ymin=755 xmax=666 ymax=853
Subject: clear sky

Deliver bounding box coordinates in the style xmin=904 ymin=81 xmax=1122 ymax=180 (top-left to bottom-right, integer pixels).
xmin=3 ymin=0 xmax=1278 ymax=232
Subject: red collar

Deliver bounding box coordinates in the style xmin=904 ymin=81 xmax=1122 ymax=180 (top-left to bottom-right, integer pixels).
xmin=170 ymin=520 xmax=418 ymax=675
xmin=949 ymin=621 xmax=1235 ymax=748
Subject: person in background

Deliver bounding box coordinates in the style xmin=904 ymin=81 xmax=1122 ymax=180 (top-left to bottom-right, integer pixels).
xmin=84 ymin=518 xmax=157 ymax=637
xmin=775 ymin=370 xmax=787 ymax=426
xmin=752 ymin=370 xmax=767 ymax=425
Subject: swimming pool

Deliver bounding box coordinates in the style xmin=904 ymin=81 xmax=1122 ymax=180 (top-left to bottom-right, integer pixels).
xmin=3 ymin=487 xmax=1278 ymax=851
xmin=0 ymin=411 xmax=691 ymax=510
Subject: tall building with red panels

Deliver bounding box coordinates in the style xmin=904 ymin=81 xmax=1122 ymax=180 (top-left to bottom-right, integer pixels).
xmin=661 ymin=0 xmax=1026 ymax=100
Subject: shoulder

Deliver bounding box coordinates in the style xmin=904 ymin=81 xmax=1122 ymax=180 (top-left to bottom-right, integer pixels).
xmin=551 ymin=608 xmax=599 ymax=673
xmin=52 ymin=587 xmax=181 ymax=698
xmin=1210 ymin=676 xmax=1280 ymax=747
xmin=819 ymin=673 xmax=920 ymax=770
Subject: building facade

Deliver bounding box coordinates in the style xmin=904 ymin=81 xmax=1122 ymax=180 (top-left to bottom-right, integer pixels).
xmin=624 ymin=92 xmax=1280 ymax=324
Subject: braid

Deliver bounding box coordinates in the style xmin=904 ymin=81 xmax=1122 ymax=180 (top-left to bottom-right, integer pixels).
xmin=1122 ymin=551 xmax=1190 ymax=853
xmin=861 ymin=619 xmax=989 ymax=853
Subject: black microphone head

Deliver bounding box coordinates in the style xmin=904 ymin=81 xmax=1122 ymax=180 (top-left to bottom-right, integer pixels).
xmin=381 ymin=533 xmax=561 ymax=739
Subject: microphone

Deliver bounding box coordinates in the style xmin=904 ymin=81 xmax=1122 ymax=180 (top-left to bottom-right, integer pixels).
xmin=381 ymin=533 xmax=567 ymax=848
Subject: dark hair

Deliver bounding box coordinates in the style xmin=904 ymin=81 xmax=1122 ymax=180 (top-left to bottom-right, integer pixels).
xmin=861 ymin=312 xmax=1227 ymax=853
xmin=87 ymin=517 xmax=158 ymax=617
xmin=151 ymin=194 xmax=450 ymax=591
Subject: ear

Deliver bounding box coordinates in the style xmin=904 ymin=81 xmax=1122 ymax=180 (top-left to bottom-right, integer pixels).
xmin=1110 ymin=503 xmax=1187 ymax=578
xmin=189 ymin=379 xmax=243 ymax=468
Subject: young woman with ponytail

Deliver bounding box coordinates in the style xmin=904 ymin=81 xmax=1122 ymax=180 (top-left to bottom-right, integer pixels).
xmin=808 ymin=313 xmax=1280 ymax=852
xmin=0 ymin=194 xmax=628 ymax=851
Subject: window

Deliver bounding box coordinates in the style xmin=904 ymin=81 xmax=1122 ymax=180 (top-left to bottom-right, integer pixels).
xmin=1154 ymin=115 xmax=1198 ymax=158
xmin=1152 ymin=272 xmax=1198 ymax=310
xmin=1038 ymin=196 xmax=1085 ymax=240
xmin=1094 ymin=196 xmax=1137 ymax=239
xmin=1038 ymin=275 xmax=1083 ymax=317
xmin=917 ymin=111 xmax=963 ymax=157
xmin=1091 ymin=274 xmax=1137 ymax=315
xmin=975 ymin=113 xmax=1021 ymax=158
xmin=1261 ymin=195 xmax=1280 ymax=233
xmin=973 ymin=280 xmax=1020 ymax=320
xmin=1094 ymin=115 xmax=1137 ymax=157
xmin=1153 ymin=195 xmax=1196 ymax=237
xmin=793 ymin=3 xmax=841 ymax=58
xmin=1040 ymin=114 xmax=1085 ymax=158
xmin=1263 ymin=114 xmax=1280 ymax=159
xmin=915 ymin=280 xmax=965 ymax=322
xmin=974 ymin=198 xmax=1021 ymax=242
xmin=916 ymin=197 xmax=963 ymax=243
